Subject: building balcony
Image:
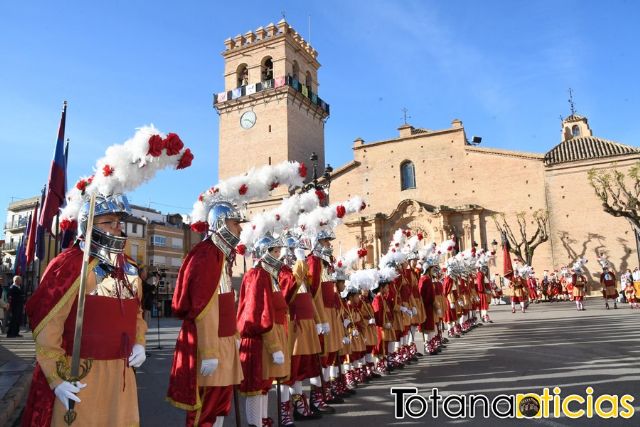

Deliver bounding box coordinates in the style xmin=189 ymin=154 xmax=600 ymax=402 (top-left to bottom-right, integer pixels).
xmin=213 ymin=75 xmax=330 ymax=116
xmin=4 ymin=218 xmax=28 ymax=232
xmin=2 ymin=241 xmax=19 ymax=254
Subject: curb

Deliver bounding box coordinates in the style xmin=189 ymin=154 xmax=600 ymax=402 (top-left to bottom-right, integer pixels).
xmin=0 ymin=368 xmax=32 ymax=427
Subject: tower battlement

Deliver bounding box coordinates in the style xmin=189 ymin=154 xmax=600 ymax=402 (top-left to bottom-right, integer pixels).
xmin=223 ymin=19 xmax=318 ymax=59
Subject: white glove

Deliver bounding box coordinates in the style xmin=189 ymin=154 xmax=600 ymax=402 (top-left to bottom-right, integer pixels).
xmin=128 ymin=344 xmax=146 ymax=368
xmin=437 ymin=309 xmax=443 ymax=316
xmin=450 ymin=302 xmax=455 ymax=309
xmin=401 ymin=306 xmax=412 ymax=316
xmin=352 ymin=329 xmax=359 ymax=337
xmin=384 ymin=322 xmax=392 ymax=329
xmin=54 ymin=381 xmax=87 ymax=410
xmin=200 ymin=358 xmax=219 ymax=376
xmin=322 ymin=323 xmax=330 ymax=334
xmin=294 ymin=248 xmax=306 ymax=261
xmin=368 ymin=318 xmax=376 ymax=325
xmin=316 ymin=324 xmax=324 ymax=335
xmin=343 ymin=318 xmax=351 ymax=328
xmin=236 ymin=339 xmax=241 ymax=350
xmin=412 ymin=307 xmax=418 ymax=316
xmin=272 ymin=351 xmax=285 ymax=365
xmin=342 ymin=337 xmax=351 ymax=345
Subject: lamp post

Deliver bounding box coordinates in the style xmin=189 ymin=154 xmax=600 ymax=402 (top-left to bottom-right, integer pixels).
xmin=304 ymin=152 xmax=333 ymax=195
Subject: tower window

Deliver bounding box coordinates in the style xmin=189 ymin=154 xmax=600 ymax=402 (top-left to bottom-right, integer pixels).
xmin=572 ymin=125 xmax=580 ymax=137
xmin=400 ymin=161 xmax=416 ymax=190
xmin=292 ymin=60 xmax=299 ymax=81
xmin=305 ymin=71 xmax=313 ymax=90
xmin=236 ymin=64 xmax=248 ymax=88
xmin=261 ymin=57 xmax=273 ymax=82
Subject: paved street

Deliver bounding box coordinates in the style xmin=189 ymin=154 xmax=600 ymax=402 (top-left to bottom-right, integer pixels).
xmin=2 ymin=299 xmax=640 ymax=426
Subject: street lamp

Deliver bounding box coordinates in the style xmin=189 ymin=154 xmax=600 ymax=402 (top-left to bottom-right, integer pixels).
xmin=304 ymin=152 xmax=333 ymax=196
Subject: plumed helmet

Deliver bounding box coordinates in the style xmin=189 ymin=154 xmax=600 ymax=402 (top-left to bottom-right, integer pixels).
xmin=253 ymin=232 xmax=284 ymax=259
xmin=77 ymin=193 xmax=131 ymax=239
xmin=208 ymin=200 xmax=245 ymax=229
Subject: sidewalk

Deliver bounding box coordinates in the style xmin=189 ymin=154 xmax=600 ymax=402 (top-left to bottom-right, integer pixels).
xmin=0 ymin=328 xmax=34 ymax=427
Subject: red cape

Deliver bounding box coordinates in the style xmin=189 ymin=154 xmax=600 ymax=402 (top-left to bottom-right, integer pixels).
xmin=237 ymin=267 xmax=275 ymax=394
xmin=22 ymin=246 xmax=84 ymax=427
xmin=167 ymin=239 xmax=223 ymax=410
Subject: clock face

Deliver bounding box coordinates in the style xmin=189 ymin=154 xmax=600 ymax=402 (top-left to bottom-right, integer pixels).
xmin=240 ymin=111 xmax=256 ymax=129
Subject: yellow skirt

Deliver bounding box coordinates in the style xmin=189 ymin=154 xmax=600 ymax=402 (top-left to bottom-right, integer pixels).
xmin=289 ymin=318 xmax=321 ymax=356
xmin=263 ymin=323 xmax=290 ymax=379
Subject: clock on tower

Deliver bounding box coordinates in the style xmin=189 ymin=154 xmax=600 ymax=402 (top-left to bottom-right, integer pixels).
xmin=214 ymin=19 xmax=330 ymax=182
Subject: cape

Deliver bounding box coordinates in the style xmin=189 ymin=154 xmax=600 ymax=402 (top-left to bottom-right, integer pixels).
xmin=22 ymin=246 xmax=84 ymax=427
xmin=167 ymin=239 xmax=223 ymax=410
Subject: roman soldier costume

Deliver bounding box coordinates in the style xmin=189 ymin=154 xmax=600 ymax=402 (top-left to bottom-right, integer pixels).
xmin=237 ymin=234 xmax=291 ymax=427
xmin=599 ymin=256 xmax=618 ymax=309
xmin=23 ymin=127 xmax=193 ymax=427
xmin=475 ymin=251 xmax=494 ymax=323
xmin=571 ymin=258 xmax=588 ymax=311
xmin=168 ymin=161 xmax=305 ymax=427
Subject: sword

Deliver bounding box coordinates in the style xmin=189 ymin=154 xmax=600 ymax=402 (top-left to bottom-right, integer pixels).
xmin=63 ymin=192 xmax=97 ymax=425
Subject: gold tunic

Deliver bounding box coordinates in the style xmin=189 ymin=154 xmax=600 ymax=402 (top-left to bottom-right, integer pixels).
xmin=35 ymin=262 xmax=147 ymax=427
xmin=195 ymin=264 xmax=243 ymax=387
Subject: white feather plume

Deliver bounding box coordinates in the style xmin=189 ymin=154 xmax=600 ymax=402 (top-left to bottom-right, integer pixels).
xmin=239 ymin=190 xmax=321 ymax=253
xmin=60 ymin=125 xmax=193 ymax=226
xmin=378 ymin=266 xmax=400 ymax=283
xmin=297 ymin=196 xmax=366 ymax=237
xmin=190 ymin=161 xmax=306 ymax=227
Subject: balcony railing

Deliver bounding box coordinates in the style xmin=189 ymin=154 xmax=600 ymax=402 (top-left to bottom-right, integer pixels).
xmin=213 ymin=75 xmax=330 ymax=115
xmin=2 ymin=241 xmax=19 ymax=252
xmin=4 ymin=218 xmax=29 ymax=230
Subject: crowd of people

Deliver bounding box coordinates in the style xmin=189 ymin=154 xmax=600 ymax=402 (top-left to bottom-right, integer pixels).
xmin=12 ymin=127 xmax=637 ymax=427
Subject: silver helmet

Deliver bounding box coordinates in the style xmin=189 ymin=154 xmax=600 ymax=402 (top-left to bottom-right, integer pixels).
xmin=312 ymin=229 xmax=335 ymax=263
xmin=78 ymin=193 xmax=130 ymax=266
xmin=254 ymin=232 xmax=284 ymax=277
xmin=280 ymin=231 xmax=309 ymax=266
xmin=406 ymin=251 xmax=420 ymax=261
xmin=208 ymin=200 xmax=245 ymax=254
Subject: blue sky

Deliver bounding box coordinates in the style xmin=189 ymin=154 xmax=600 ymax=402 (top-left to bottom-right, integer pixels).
xmin=1 ymin=1 xmax=638 ymax=238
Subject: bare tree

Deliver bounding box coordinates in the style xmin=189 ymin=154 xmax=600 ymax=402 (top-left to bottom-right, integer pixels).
xmin=492 ymin=210 xmax=549 ymax=265
xmin=588 ymin=162 xmax=640 ymax=231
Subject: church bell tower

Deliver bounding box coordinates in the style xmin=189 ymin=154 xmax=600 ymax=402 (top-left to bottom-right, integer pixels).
xmin=214 ymin=19 xmax=330 ymax=186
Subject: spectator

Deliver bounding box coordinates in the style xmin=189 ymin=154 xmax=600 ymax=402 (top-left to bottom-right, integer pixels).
xmin=6 ymin=275 xmax=25 ymax=338
xmin=621 ymin=269 xmax=633 ymax=303
xmin=0 ymin=285 xmax=8 ymax=334
xmin=140 ymin=267 xmax=156 ymax=326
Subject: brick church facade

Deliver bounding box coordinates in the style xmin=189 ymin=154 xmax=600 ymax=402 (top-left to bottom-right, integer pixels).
xmin=213 ymin=20 xmax=640 ymax=293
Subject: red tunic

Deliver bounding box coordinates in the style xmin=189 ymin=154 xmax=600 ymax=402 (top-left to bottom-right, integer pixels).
xmin=600 ymin=272 xmax=618 ymax=299
xmin=442 ymin=276 xmax=457 ymax=322
xmin=372 ymin=293 xmax=393 ymax=354
xmin=237 ymin=267 xmax=277 ymax=394
xmin=418 ymin=275 xmax=435 ymax=332
xmin=476 ymin=271 xmax=490 ymax=311
xmin=22 ymin=247 xmax=141 ymax=427
xmin=22 ymin=247 xmax=84 ymax=427
xmin=167 ymin=240 xmax=224 ymax=409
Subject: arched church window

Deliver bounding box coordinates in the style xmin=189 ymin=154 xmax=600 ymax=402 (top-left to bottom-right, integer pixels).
xmin=572 ymin=125 xmax=580 ymax=137
xmin=305 ymin=71 xmax=313 ymax=90
xmin=261 ymin=57 xmax=273 ymax=82
xmin=400 ymin=161 xmax=416 ymax=190
xmin=236 ymin=64 xmax=248 ymax=88
xmin=292 ymin=60 xmax=299 ymax=81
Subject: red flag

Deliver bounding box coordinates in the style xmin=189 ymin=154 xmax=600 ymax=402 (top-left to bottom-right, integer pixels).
xmin=25 ymin=202 xmax=39 ymax=265
xmin=502 ymin=233 xmax=514 ymax=281
xmin=39 ymin=101 xmax=67 ymax=232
